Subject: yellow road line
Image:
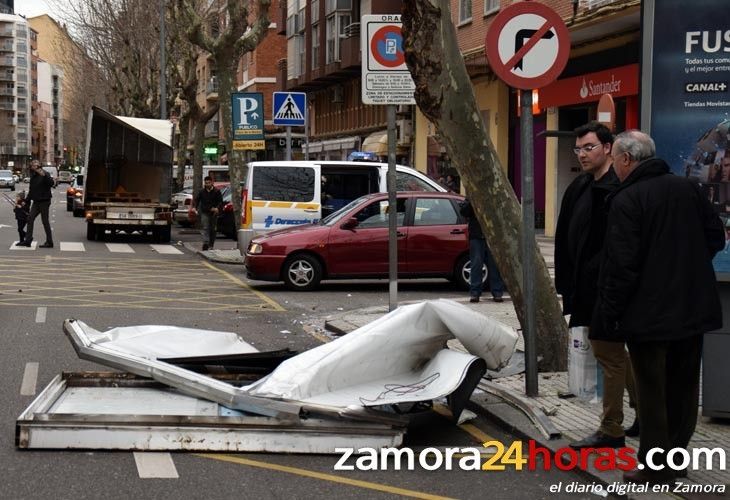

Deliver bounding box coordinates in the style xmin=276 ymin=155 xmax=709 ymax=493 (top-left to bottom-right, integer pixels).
xmin=202 ymin=261 xmax=285 ymax=312
xmin=432 ymin=404 xmax=495 ymax=444
xmin=195 ymin=454 xmax=454 ymax=500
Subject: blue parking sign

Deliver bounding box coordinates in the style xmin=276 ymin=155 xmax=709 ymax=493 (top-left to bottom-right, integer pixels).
xmin=232 ymin=92 xmax=265 ymax=150
xmin=273 ymin=92 xmax=306 ymax=126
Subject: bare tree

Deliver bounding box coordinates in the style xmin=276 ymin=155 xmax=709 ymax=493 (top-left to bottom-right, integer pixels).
xmin=176 ymin=0 xmax=272 ymax=227
xmin=402 ymin=0 xmax=567 ymax=371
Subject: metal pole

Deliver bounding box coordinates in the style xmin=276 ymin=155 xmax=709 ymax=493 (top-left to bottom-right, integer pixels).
xmin=286 ymin=126 xmax=292 ymax=161
xmin=521 ymin=90 xmax=538 ymax=397
xmin=387 ymin=104 xmax=398 ymax=312
xmin=305 ymin=107 xmax=309 ymax=161
xmin=160 ymin=0 xmax=167 ymax=120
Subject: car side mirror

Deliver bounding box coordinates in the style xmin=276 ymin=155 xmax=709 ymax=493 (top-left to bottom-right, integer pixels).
xmin=341 ymin=217 xmax=359 ymax=230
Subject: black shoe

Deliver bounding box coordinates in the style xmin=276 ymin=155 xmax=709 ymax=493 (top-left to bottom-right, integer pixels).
xmin=492 ymin=296 xmax=504 ymax=303
xmin=39 ymin=242 xmax=53 ymax=248
xmin=469 ymin=296 xmax=480 ymax=303
xmin=625 ymin=418 xmax=640 ymax=437
xmin=202 ymin=244 xmax=209 ymax=251
xmin=15 ymin=240 xmax=31 ymax=247
xmin=569 ymin=431 xmax=625 ymax=449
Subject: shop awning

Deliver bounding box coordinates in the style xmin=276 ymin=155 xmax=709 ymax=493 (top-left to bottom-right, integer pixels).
xmin=361 ymin=131 xmax=388 ymax=155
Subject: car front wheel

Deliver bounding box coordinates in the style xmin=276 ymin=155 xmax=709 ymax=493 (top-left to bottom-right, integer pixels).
xmin=454 ymin=254 xmax=487 ymax=291
xmin=282 ymin=254 xmax=322 ymax=291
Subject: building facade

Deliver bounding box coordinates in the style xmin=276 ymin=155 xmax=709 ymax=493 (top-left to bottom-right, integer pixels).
xmin=0 ymin=0 xmax=12 ymax=15
xmin=0 ymin=13 xmax=32 ymax=170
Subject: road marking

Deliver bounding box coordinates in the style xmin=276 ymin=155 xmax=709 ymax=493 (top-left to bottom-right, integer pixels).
xmin=106 ymin=243 xmax=135 ymax=253
xmin=35 ymin=306 xmax=46 ymax=323
xmin=10 ymin=241 xmax=37 ymax=250
xmin=202 ymin=261 xmax=285 ymax=312
xmin=432 ymin=404 xmax=495 ymax=444
xmin=133 ymin=452 xmax=179 ymax=479
xmin=60 ymin=242 xmax=85 ymax=252
xmin=150 ymin=244 xmax=183 ymax=255
xmin=196 ymin=454 xmax=453 ymax=500
xmin=20 ymin=362 xmax=39 ymax=396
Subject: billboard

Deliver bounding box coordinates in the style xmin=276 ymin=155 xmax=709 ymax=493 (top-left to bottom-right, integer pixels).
xmin=641 ymin=0 xmax=730 ymax=272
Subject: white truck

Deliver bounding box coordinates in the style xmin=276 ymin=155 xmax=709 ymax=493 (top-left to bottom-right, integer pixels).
xmin=82 ymin=107 xmax=174 ymax=242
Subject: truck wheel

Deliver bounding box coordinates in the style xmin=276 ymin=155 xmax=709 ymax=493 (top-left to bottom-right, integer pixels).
xmin=86 ymin=222 xmax=96 ymax=241
xmin=156 ymin=226 xmax=171 ymax=243
xmin=282 ymin=254 xmax=322 ymax=291
xmin=73 ymin=208 xmax=84 ymax=217
xmin=95 ymin=225 xmax=106 ymax=241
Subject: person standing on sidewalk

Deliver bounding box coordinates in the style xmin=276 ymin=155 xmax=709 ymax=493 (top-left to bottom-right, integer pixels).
xmin=16 ymin=160 xmax=54 ymax=248
xmin=459 ymin=198 xmax=504 ymax=303
xmin=192 ymin=176 xmax=223 ymax=251
xmin=554 ymin=121 xmax=637 ymax=450
xmin=594 ymin=130 xmax=724 ymax=485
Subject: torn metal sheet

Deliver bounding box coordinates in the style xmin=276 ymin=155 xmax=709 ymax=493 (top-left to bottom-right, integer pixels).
xmin=246 ymin=299 xmax=518 ymax=409
xmin=16 ymin=373 xmax=404 ymax=452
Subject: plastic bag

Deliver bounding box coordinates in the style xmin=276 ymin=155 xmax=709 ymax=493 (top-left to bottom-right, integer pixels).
xmin=568 ymin=327 xmax=602 ymax=401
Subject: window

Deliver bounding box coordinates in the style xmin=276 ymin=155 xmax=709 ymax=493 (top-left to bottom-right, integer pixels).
xmin=459 ymin=0 xmax=472 ymax=24
xmin=414 ymin=198 xmax=458 ymax=226
xmin=295 ymin=34 xmax=306 ymax=77
xmin=311 ymin=0 xmax=319 ymax=23
xmin=396 ymin=172 xmax=439 ymax=192
xmin=484 ymin=0 xmax=499 ymax=15
xmin=325 ymin=13 xmax=350 ymax=64
xmin=325 ymin=0 xmax=351 ymax=13
xmin=353 ymin=199 xmax=406 ymax=228
xmin=251 ymin=166 xmax=315 ymax=202
xmin=312 ymin=24 xmax=320 ymax=68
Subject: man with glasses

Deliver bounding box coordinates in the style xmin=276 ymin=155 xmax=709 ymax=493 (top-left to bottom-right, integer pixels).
xmin=555 ymin=121 xmax=637 ymax=450
xmin=16 ymin=160 xmax=54 ymax=248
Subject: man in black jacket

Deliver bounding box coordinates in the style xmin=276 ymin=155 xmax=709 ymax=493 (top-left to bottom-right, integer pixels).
xmin=555 ymin=122 xmax=636 ymax=450
xmin=595 ymin=130 xmax=724 ymax=485
xmin=192 ymin=176 xmax=223 ymax=251
xmin=458 ymin=198 xmax=504 ymax=303
xmin=16 ymin=160 xmax=54 ymax=248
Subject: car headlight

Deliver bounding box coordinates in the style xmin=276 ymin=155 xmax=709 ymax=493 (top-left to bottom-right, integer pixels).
xmin=248 ymin=243 xmax=263 ymax=254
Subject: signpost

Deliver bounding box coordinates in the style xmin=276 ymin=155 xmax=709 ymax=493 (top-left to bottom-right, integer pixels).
xmin=231 ymin=92 xmax=265 ymax=151
xmin=486 ymin=1 xmax=569 ymax=397
xmin=273 ymin=92 xmax=307 ymax=161
xmin=362 ymin=14 xmax=415 ymax=312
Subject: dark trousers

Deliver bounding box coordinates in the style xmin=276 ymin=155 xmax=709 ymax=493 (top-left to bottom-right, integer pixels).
xmin=469 ymin=238 xmax=504 ymax=298
xmin=591 ymin=339 xmax=636 ymax=437
xmin=627 ymin=335 xmax=703 ymax=467
xmin=17 ymin=219 xmax=26 ymax=242
xmin=24 ymin=200 xmax=53 ymax=244
xmin=200 ymin=212 xmax=217 ymax=246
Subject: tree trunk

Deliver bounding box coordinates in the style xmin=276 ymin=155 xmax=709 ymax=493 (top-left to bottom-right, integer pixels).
xmin=192 ymin=120 xmax=205 ymax=211
xmin=402 ymin=0 xmax=567 ymax=371
xmin=176 ymin=114 xmax=190 ymax=192
xmin=215 ymin=59 xmax=245 ymax=221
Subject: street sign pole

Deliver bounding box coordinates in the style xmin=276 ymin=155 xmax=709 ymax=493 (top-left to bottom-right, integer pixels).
xmin=387 ymin=104 xmax=397 ymax=312
xmin=520 ymin=90 xmax=537 ymax=397
xmin=286 ymin=126 xmax=292 ymax=161
xmin=305 ymin=114 xmax=309 ymax=161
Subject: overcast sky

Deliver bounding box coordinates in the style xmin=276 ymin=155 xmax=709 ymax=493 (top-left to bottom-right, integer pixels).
xmin=16 ymin=0 xmax=57 ymax=19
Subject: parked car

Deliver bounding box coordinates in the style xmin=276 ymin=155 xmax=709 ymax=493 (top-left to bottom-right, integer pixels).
xmin=57 ymin=170 xmax=75 ymax=185
xmin=244 ymin=192 xmax=480 ymax=291
xmin=0 ymin=169 xmax=15 ymax=191
xmin=172 ymin=188 xmax=193 ymax=226
xmin=66 ymin=174 xmax=85 ymax=216
xmin=217 ymin=184 xmax=236 ymax=239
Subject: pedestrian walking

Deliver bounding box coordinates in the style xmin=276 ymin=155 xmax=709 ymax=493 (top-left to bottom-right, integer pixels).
xmin=192 ymin=176 xmax=223 ymax=251
xmin=555 ymin=121 xmax=638 ymax=450
xmin=16 ymin=160 xmax=54 ymax=248
xmin=13 ymin=191 xmax=29 ymax=244
xmin=458 ymin=198 xmax=504 ymax=303
xmin=594 ymin=130 xmax=724 ymax=485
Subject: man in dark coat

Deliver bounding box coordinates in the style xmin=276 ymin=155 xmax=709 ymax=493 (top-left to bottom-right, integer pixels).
xmin=594 ymin=130 xmax=724 ymax=485
xmin=193 ymin=176 xmax=223 ymax=251
xmin=16 ymin=160 xmax=54 ymax=248
xmin=555 ymin=121 xmax=636 ymax=450
xmin=459 ymin=198 xmax=504 ymax=303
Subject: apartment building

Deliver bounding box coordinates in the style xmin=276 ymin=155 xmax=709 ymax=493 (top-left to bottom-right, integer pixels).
xmin=0 ymin=13 xmax=32 ymax=169
xmin=0 ymin=0 xmax=12 ymax=15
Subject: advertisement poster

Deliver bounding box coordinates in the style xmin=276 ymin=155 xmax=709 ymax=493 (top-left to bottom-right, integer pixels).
xmin=642 ymin=0 xmax=730 ymax=272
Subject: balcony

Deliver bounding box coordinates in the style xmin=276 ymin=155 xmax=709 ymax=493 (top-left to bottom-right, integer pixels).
xmin=206 ymin=78 xmax=218 ymax=100
xmin=0 ymin=56 xmax=13 ymax=67
xmin=0 ymin=71 xmax=12 ymax=81
xmin=0 ymin=101 xmax=14 ymax=110
xmin=0 ymin=41 xmax=13 ymax=52
xmin=204 ymin=120 xmax=219 ymax=138
xmin=0 ymin=87 xmax=12 ymax=96
xmin=339 ymin=26 xmax=360 ymax=70
xmin=0 ymin=29 xmax=13 ymax=38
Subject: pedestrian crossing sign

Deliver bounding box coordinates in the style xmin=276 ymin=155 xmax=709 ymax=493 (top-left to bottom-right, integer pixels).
xmin=273 ymin=92 xmax=307 ymax=126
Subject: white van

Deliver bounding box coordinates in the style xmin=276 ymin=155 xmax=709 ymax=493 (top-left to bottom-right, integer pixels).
xmin=240 ymin=161 xmax=445 ymax=235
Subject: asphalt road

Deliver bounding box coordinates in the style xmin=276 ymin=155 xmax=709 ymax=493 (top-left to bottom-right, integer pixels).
xmin=0 ymin=182 xmax=605 ymax=499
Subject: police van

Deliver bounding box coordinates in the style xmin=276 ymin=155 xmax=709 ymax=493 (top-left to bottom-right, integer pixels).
xmin=241 ymin=161 xmax=445 ymax=235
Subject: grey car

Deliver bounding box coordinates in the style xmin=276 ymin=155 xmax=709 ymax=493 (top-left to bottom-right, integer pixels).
xmin=0 ymin=170 xmax=15 ymax=191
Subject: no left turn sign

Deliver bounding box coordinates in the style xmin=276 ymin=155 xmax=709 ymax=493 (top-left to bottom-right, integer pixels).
xmin=485 ymin=2 xmax=570 ymax=90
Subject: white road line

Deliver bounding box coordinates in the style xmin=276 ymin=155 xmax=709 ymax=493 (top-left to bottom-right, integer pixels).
xmin=20 ymin=362 xmax=39 ymax=396
xmin=150 ymin=245 xmax=183 ymax=255
xmin=60 ymin=242 xmax=85 ymax=252
xmin=133 ymin=452 xmax=179 ymax=479
xmin=106 ymin=243 xmax=135 ymax=253
xmin=10 ymin=241 xmax=37 ymax=250
xmin=35 ymin=307 xmax=46 ymax=323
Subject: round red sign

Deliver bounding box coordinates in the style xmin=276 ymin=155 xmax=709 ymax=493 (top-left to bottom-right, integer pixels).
xmin=485 ymin=2 xmax=570 ymax=90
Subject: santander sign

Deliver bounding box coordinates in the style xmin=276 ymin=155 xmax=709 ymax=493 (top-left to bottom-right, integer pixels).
xmin=540 ymin=64 xmax=638 ymax=108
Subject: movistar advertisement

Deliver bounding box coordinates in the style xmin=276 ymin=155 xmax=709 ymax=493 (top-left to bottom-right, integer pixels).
xmin=642 ymin=0 xmax=730 ymax=272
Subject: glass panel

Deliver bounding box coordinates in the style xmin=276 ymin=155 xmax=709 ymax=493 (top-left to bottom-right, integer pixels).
xmin=414 ymin=198 xmax=458 ymax=226
xmin=252 ymin=166 xmax=315 ymax=202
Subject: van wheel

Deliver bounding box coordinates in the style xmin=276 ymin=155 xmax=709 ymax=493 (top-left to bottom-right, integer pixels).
xmin=86 ymin=222 xmax=96 ymax=241
xmin=454 ymin=254 xmax=486 ymax=291
xmin=282 ymin=254 xmax=322 ymax=291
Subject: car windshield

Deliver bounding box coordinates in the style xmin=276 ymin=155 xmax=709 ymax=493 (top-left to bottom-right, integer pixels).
xmin=320 ymin=194 xmax=373 ymax=226
xmin=0 ymin=171 xmax=12 ymax=178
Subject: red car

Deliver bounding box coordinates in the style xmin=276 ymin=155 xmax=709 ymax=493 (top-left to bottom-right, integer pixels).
xmin=244 ymin=192 xmax=479 ymax=290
